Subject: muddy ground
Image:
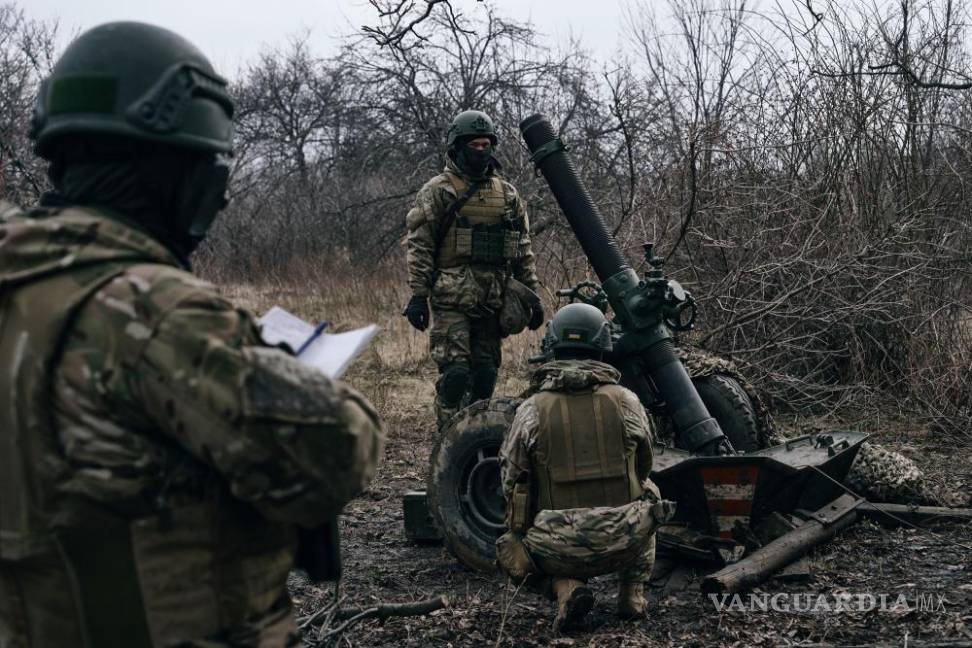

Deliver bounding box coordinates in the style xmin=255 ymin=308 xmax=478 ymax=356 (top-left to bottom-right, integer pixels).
xmin=290 ymin=370 xmax=972 ymax=648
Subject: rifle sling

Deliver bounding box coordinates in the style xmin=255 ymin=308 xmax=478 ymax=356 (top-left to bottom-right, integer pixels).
xmin=434 ymin=178 xmax=483 ymax=252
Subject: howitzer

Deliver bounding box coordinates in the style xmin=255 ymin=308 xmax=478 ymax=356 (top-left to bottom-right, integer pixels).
xmin=408 ymin=115 xmax=773 ymax=573
xmin=519 ymin=113 xmax=732 ymax=456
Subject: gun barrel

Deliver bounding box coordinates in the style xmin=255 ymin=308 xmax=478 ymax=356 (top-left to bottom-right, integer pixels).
xmin=520 ymin=114 xmax=629 ymax=282
xmin=520 ymin=113 xmax=731 ymax=455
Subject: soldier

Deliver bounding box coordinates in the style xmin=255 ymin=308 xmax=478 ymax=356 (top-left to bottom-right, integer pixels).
xmin=0 ymin=22 xmax=384 ymax=647
xmin=496 ymin=303 xmax=674 ymax=634
xmin=403 ymin=110 xmax=543 ymax=428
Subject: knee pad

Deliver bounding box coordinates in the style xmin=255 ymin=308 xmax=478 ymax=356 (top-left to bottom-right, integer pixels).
xmin=469 ymin=365 xmax=498 ymax=401
xmin=436 ymin=363 xmax=470 ymax=405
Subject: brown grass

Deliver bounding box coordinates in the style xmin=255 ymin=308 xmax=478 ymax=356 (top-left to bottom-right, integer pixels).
xmin=208 ymin=258 xmax=539 ymax=416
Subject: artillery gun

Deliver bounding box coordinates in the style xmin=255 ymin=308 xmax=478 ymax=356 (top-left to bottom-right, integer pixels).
xmin=406 ymin=114 xmax=972 ymax=591
xmin=411 ymin=114 xmax=783 ymax=572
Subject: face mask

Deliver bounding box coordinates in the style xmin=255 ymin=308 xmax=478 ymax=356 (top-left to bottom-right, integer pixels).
xmin=175 ymin=153 xmax=231 ymax=251
xmin=456 ymin=143 xmax=493 ymax=177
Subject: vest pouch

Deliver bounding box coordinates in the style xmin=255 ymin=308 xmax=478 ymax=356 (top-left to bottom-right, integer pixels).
xmin=510 ymin=481 xmax=532 ymax=533
xmin=130 ymin=499 xmax=296 ymax=646
xmin=53 ymin=500 xmax=154 ymax=648
xmin=469 ymin=226 xmax=507 ymax=266
xmin=455 ymin=227 xmax=473 ymax=258
xmin=502 ymin=230 xmax=519 ymax=259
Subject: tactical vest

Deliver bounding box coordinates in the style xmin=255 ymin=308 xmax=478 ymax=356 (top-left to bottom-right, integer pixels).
xmin=435 ymin=174 xmax=521 ymax=269
xmin=531 ymin=385 xmax=644 ymax=512
xmin=0 ymin=208 xmax=296 ymax=647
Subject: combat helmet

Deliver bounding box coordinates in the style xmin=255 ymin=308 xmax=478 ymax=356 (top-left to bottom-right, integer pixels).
xmin=544 ymin=303 xmax=613 ymax=355
xmin=446 ymin=109 xmax=497 ymax=149
xmin=30 ymin=21 xmax=234 ymax=158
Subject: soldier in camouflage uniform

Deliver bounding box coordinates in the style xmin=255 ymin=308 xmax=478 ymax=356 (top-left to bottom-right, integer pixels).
xmin=496 ymin=304 xmax=674 ymax=633
xmin=404 ymin=110 xmax=543 ymax=427
xmin=0 ymin=23 xmax=384 ymax=648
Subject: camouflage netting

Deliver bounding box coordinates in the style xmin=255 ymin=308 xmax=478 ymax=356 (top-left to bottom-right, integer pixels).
xmin=678 ymin=348 xmax=967 ymax=506
xmin=676 ymin=346 xmax=786 ymax=448
xmin=846 ymin=442 xmax=961 ymax=507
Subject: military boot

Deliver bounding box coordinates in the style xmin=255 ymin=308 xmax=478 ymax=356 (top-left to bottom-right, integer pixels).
xmin=617 ymin=581 xmax=647 ymax=620
xmin=551 ymin=577 xmax=594 ymax=634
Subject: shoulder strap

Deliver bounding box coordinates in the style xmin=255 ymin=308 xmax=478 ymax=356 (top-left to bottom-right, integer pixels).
xmin=434 ymin=175 xmax=482 ymax=251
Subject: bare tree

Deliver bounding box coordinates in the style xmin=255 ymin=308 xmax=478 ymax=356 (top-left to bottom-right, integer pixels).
xmin=0 ymin=4 xmax=58 ymax=203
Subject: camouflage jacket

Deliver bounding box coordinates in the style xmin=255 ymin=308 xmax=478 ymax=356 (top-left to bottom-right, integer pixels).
xmin=0 ymin=203 xmax=384 ymax=647
xmin=500 ymin=360 xmax=654 ymax=515
xmin=404 ymin=158 xmax=539 ymax=313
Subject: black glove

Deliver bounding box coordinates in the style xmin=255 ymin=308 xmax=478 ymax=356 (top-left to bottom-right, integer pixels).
xmin=528 ymin=302 xmax=545 ymax=331
xmin=403 ymin=295 xmax=430 ymax=331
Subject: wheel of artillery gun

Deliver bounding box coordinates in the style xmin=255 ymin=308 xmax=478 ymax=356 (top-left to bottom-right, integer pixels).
xmin=682 ymin=373 xmax=761 ymax=452
xmin=426 ymin=397 xmax=521 ymax=573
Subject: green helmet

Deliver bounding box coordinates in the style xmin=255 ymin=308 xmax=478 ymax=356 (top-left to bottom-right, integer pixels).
xmin=30 ymin=21 xmax=234 ymax=159
xmin=543 ymin=303 xmax=613 ymax=355
xmin=446 ymin=109 xmax=497 ymax=148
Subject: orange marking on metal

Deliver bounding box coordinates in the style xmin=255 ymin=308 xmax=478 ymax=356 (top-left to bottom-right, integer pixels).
xmin=699 ymin=464 xmax=759 ymax=485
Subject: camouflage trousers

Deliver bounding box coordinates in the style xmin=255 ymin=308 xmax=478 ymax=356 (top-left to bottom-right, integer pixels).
xmin=429 ymin=307 xmax=502 ymax=426
xmin=497 ymin=497 xmax=669 ymax=591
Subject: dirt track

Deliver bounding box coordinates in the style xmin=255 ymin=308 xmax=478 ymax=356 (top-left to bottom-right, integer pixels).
xmin=292 ymin=371 xmax=972 ymax=648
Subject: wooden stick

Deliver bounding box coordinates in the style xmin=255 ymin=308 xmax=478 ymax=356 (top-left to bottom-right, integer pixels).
xmin=332 ymin=595 xmax=450 ymax=621
xmin=316 ymin=595 xmax=450 ymax=645
xmin=858 ymin=502 xmax=972 ymax=527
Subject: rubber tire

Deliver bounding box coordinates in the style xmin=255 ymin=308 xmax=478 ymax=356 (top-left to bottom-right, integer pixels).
xmin=685 ymin=373 xmax=761 ymax=452
xmin=427 ymin=397 xmax=521 ymax=573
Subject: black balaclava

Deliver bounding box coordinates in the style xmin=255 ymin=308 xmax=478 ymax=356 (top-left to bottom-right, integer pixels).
xmin=41 ymin=135 xmax=229 ymax=267
xmin=452 ymin=137 xmax=496 ymax=179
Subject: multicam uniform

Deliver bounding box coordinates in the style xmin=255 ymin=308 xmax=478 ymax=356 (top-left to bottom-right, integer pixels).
xmin=405 ymin=157 xmax=539 ymax=424
xmin=0 ymin=204 xmax=384 ymax=647
xmin=497 ymin=360 xmax=671 ymax=585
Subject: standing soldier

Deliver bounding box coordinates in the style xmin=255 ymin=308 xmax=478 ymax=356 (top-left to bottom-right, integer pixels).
xmin=495 ymin=304 xmax=675 ymax=634
xmin=403 ymin=110 xmax=543 ymax=428
xmin=0 ymin=23 xmax=384 ymax=647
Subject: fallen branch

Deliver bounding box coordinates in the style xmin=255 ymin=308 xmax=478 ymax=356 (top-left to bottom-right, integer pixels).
xmin=309 ymin=595 xmax=450 ymax=645
xmin=331 ymin=595 xmax=449 ymax=621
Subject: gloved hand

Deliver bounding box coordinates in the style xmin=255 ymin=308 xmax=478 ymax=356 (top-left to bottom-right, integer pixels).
xmin=403 ymin=295 xmax=430 ymax=331
xmin=528 ymin=302 xmax=545 ymax=331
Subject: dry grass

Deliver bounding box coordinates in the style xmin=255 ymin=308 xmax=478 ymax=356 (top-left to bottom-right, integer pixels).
xmin=207 ymin=258 xmax=539 ymax=416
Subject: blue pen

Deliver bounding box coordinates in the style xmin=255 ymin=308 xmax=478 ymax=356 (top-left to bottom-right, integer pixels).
xmin=296 ymin=321 xmax=329 ymax=356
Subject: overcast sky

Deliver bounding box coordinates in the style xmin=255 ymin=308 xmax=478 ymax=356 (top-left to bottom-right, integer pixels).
xmin=28 ymin=0 xmax=630 ymax=76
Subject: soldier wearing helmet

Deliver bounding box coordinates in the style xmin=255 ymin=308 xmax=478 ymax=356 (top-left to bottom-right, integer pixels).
xmin=0 ymin=22 xmax=384 ymax=647
xmin=496 ymin=303 xmax=675 ymax=634
xmin=404 ymin=109 xmax=543 ymax=428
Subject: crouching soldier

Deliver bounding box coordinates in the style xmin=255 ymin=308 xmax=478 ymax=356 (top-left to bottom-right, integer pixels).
xmin=496 ymin=304 xmax=675 ymax=633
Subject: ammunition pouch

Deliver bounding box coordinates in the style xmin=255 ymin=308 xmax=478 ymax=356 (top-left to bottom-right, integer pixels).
xmin=454 ymin=219 xmax=519 ymax=266
xmin=509 ymin=481 xmax=532 ymax=533
xmin=498 ymin=276 xmax=540 ymax=338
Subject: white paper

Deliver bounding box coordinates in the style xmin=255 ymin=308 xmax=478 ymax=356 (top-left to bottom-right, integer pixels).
xmin=257 ymin=306 xmax=377 ymax=379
